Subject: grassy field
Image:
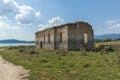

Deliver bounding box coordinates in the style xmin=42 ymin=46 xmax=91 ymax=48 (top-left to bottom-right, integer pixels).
xmin=95 ymin=41 xmax=120 ymax=47
xmin=0 ymin=46 xmax=120 ymax=80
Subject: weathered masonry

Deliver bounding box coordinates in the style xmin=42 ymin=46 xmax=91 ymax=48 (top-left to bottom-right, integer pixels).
xmin=35 ymin=21 xmax=94 ymax=50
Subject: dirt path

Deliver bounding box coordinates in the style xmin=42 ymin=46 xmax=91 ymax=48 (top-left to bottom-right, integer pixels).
xmin=0 ymin=55 xmax=29 ymax=80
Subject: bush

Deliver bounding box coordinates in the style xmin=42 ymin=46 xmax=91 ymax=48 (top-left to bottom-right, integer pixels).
xmin=93 ymin=44 xmax=115 ymax=52
xmin=102 ymin=38 xmax=112 ymax=42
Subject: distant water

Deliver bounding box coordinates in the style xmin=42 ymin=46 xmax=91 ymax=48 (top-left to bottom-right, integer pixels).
xmin=0 ymin=43 xmax=35 ymax=47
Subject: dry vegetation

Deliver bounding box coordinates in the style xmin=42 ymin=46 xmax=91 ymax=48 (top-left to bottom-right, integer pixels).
xmin=0 ymin=42 xmax=120 ymax=80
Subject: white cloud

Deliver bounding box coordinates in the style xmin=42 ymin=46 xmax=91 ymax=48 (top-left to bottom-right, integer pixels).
xmin=0 ymin=16 xmax=4 ymax=19
xmin=0 ymin=1 xmax=65 ymax=40
xmin=35 ymin=12 xmax=40 ymax=17
xmin=0 ymin=31 xmax=6 ymax=37
xmin=0 ymin=15 xmax=20 ymax=30
xmin=0 ymin=0 xmax=41 ymax=40
xmin=48 ymin=16 xmax=64 ymax=26
xmin=0 ymin=21 xmax=20 ymax=30
xmin=109 ymin=23 xmax=120 ymax=29
xmin=0 ymin=20 xmax=20 ymax=39
xmin=105 ymin=19 xmax=120 ymax=29
xmin=0 ymin=0 xmax=41 ymax=25
xmin=38 ymin=24 xmax=49 ymax=31
xmin=38 ymin=16 xmax=64 ymax=31
xmin=0 ymin=0 xmax=19 ymax=16
xmin=15 ymin=5 xmax=40 ymax=24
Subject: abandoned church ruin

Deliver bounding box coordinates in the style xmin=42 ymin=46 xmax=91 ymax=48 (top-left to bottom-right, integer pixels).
xmin=35 ymin=21 xmax=94 ymax=50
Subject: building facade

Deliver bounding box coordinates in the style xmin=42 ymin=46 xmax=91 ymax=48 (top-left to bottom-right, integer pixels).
xmin=35 ymin=21 xmax=94 ymax=50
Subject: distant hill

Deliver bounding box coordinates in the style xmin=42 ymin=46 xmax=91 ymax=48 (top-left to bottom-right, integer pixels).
xmin=1 ymin=34 xmax=120 ymax=43
xmin=0 ymin=39 xmax=35 ymax=43
xmin=95 ymin=33 xmax=120 ymax=40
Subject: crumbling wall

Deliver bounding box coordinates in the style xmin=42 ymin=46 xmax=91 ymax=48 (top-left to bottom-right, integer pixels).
xmin=68 ymin=22 xmax=94 ymax=50
xmin=44 ymin=28 xmax=55 ymax=50
xmin=54 ymin=25 xmax=68 ymax=50
xmin=35 ymin=31 xmax=44 ymax=48
xmin=35 ymin=28 xmax=55 ymax=50
xmin=35 ymin=21 xmax=94 ymax=51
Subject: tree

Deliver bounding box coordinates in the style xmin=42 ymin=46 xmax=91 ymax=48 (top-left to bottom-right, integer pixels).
xmin=102 ymin=38 xmax=112 ymax=42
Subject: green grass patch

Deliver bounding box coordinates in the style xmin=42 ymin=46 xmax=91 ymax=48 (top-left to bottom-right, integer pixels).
xmin=0 ymin=46 xmax=120 ymax=80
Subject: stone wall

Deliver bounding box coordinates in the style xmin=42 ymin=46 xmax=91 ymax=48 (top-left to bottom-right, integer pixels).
xmin=68 ymin=22 xmax=94 ymax=50
xmin=35 ymin=28 xmax=55 ymax=50
xmin=44 ymin=28 xmax=55 ymax=50
xmin=54 ymin=25 xmax=68 ymax=50
xmin=35 ymin=30 xmax=44 ymax=48
xmin=35 ymin=25 xmax=68 ymax=50
xmin=35 ymin=21 xmax=94 ymax=51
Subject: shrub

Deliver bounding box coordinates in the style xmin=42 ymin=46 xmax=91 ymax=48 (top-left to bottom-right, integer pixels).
xmin=83 ymin=63 xmax=90 ymax=68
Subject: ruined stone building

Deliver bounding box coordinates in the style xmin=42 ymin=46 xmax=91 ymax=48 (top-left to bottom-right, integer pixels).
xmin=35 ymin=21 xmax=94 ymax=50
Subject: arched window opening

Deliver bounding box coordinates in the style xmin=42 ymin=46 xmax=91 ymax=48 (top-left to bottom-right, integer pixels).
xmin=60 ymin=32 xmax=62 ymax=43
xmin=48 ymin=34 xmax=50 ymax=43
xmin=84 ymin=32 xmax=88 ymax=43
xmin=44 ymin=34 xmax=45 ymax=44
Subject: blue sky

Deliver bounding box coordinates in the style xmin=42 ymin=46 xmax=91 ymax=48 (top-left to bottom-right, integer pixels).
xmin=0 ymin=0 xmax=120 ymax=40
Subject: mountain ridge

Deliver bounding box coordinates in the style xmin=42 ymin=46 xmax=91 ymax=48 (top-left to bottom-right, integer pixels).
xmin=0 ymin=33 xmax=120 ymax=43
xmin=95 ymin=33 xmax=120 ymax=40
xmin=0 ymin=39 xmax=34 ymax=43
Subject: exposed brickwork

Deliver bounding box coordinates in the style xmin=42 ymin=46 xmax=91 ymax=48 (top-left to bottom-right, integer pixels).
xmin=35 ymin=21 xmax=94 ymax=51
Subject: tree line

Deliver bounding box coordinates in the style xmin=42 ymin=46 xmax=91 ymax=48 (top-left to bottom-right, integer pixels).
xmin=94 ymin=38 xmax=120 ymax=42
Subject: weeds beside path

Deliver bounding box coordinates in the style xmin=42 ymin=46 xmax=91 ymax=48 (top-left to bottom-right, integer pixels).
xmin=0 ymin=55 xmax=29 ymax=80
xmin=0 ymin=46 xmax=120 ymax=80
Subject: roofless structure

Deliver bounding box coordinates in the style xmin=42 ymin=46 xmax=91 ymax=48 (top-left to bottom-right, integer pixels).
xmin=35 ymin=21 xmax=94 ymax=50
